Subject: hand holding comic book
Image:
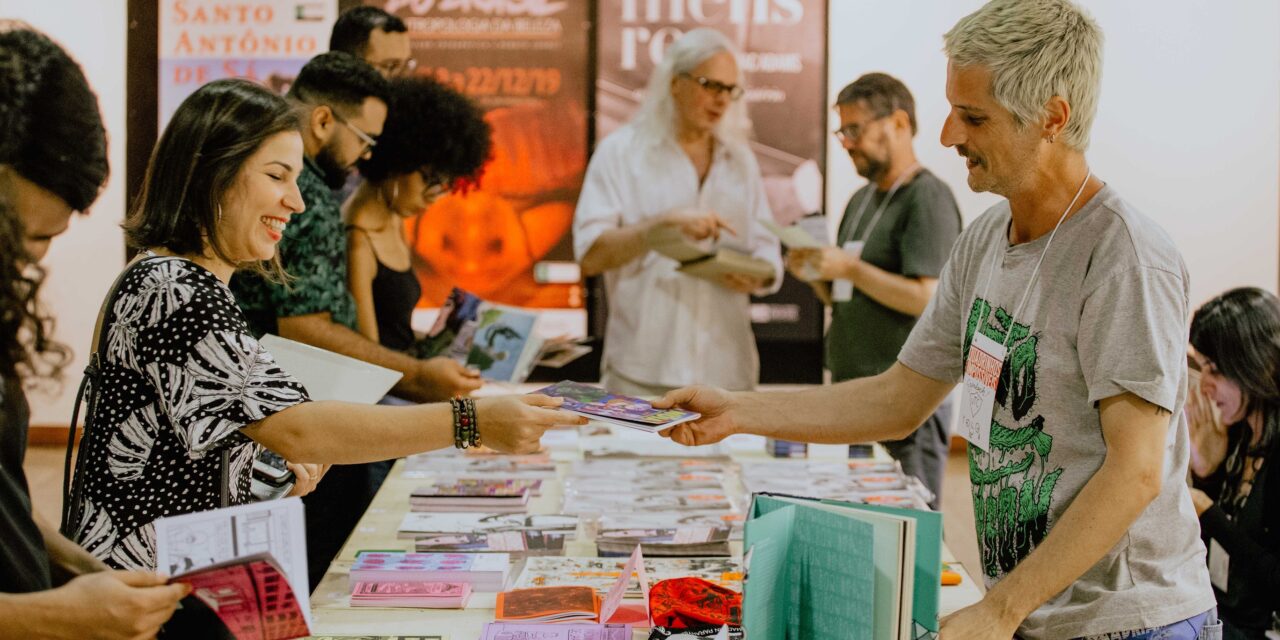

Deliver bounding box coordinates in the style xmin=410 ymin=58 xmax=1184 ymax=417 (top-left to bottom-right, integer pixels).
xmin=45 ymin=571 xmax=189 ymax=640
xmin=476 ymin=394 xmax=589 ymax=454
xmin=652 ymin=385 xmax=739 ymax=446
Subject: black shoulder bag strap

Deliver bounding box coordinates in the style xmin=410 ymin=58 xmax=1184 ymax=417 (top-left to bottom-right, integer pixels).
xmin=59 ymin=255 xmax=149 ymax=536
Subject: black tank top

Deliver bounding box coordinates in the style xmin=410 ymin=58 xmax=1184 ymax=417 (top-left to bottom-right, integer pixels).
xmin=354 ymin=228 xmax=423 ymax=352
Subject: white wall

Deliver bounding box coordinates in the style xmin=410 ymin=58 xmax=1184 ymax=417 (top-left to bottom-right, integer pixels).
xmin=827 ymin=0 xmax=1280 ymax=309
xmin=2 ymin=0 xmax=128 ymax=426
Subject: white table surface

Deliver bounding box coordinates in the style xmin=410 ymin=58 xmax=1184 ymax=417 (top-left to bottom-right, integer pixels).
xmin=308 ymin=395 xmax=983 ymax=639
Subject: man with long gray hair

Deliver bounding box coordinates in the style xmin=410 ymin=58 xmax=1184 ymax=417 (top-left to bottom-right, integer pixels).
xmin=653 ymin=1 xmax=1218 ymax=637
xmin=574 ymin=28 xmax=782 ymax=395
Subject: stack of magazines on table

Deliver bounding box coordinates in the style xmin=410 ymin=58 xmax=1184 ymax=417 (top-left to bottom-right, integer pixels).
xmin=739 ymin=458 xmax=936 ymax=510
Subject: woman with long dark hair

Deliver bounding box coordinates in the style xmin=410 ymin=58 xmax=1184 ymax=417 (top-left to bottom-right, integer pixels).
xmin=1188 ymin=287 xmax=1280 ymax=639
xmin=67 ymin=77 xmax=583 ymax=572
xmin=0 ymin=23 xmax=189 ymax=637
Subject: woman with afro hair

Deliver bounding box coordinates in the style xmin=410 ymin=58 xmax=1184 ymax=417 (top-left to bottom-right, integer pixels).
xmin=346 ymin=76 xmax=491 ymax=354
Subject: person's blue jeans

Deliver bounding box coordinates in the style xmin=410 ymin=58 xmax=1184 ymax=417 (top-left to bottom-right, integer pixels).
xmin=1073 ymin=609 xmax=1221 ymax=640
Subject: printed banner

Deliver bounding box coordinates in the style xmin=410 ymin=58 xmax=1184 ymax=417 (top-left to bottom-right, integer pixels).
xmin=375 ymin=0 xmax=590 ymax=319
xmin=158 ymin=0 xmax=337 ymax=127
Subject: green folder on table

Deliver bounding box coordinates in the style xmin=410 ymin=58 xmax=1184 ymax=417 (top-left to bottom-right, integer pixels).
xmin=743 ymin=493 xmax=942 ymax=640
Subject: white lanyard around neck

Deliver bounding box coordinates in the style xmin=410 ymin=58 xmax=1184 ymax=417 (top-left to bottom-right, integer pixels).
xmin=978 ymin=170 xmax=1093 ymax=350
xmin=842 ymin=164 xmax=920 ymax=245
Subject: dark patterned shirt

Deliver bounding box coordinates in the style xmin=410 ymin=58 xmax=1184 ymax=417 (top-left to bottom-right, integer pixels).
xmin=231 ymin=157 xmax=358 ymax=337
xmin=72 ymin=256 xmax=309 ymax=570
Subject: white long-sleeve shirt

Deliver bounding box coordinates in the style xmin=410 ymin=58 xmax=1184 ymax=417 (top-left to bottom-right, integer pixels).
xmin=573 ymin=124 xmax=783 ymax=390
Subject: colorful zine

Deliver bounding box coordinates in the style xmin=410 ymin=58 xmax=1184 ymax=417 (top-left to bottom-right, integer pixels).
xmin=513 ymin=556 xmax=741 ymax=597
xmin=466 ymin=302 xmax=544 ymax=383
xmin=349 ymin=581 xmax=471 ymax=608
xmin=532 ymin=381 xmax=700 ymax=433
xmin=416 ymin=287 xmax=482 ymax=360
xmin=495 ymin=585 xmax=600 ymax=622
xmin=478 ymin=623 xmax=631 ymax=640
xmin=170 ymin=552 xmax=309 ymax=640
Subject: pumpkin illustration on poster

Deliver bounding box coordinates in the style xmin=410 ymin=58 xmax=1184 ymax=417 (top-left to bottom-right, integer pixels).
xmin=407 ymin=98 xmax=587 ymax=309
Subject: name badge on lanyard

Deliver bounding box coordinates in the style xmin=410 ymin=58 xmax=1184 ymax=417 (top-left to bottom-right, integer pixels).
xmin=960 ymin=332 xmax=1005 ymax=452
xmin=832 ymin=241 xmax=863 ymax=302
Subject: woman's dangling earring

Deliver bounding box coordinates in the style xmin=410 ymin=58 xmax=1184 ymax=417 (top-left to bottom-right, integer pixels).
xmin=217 ymin=204 xmax=223 ymax=223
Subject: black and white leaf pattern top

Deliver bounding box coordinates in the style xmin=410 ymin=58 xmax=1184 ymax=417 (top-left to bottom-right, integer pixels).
xmin=72 ymin=256 xmax=309 ymax=570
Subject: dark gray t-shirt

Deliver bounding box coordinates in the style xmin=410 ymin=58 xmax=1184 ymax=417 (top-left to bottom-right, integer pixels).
xmin=898 ymin=184 xmax=1214 ymax=638
xmin=827 ymin=169 xmax=961 ymax=381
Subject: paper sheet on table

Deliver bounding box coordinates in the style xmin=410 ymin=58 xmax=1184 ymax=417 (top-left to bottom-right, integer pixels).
xmin=154 ymin=497 xmax=312 ymax=629
xmin=261 ymin=334 xmax=402 ymax=403
xmin=600 ymin=544 xmax=649 ymax=624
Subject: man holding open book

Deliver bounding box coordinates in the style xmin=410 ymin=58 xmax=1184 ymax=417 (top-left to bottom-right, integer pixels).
xmin=573 ymin=28 xmax=782 ymax=396
xmin=657 ymin=1 xmax=1217 ymax=638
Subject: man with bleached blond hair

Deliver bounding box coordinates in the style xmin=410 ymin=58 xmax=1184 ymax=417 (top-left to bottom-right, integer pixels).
xmin=653 ymin=1 xmax=1218 ymax=637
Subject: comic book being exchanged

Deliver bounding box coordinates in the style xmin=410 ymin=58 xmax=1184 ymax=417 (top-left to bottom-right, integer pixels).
xmin=532 ymin=381 xmax=700 ymax=433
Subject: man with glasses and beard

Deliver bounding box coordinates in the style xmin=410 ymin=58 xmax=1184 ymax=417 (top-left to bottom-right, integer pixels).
xmin=786 ymin=73 xmax=961 ymax=509
xmin=231 ymin=52 xmax=481 ymax=588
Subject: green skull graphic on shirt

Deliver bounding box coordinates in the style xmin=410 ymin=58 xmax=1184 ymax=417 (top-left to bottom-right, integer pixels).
xmin=964 ymin=298 xmax=1065 ymax=578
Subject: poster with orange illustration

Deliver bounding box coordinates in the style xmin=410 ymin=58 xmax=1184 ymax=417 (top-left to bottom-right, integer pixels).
xmin=372 ymin=0 xmax=590 ymax=325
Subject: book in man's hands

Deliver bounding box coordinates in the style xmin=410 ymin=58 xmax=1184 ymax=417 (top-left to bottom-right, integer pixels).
xmin=647 ymin=224 xmax=775 ymax=282
xmin=532 ymin=381 xmax=700 ymax=433
xmin=169 ymin=552 xmax=309 ymax=640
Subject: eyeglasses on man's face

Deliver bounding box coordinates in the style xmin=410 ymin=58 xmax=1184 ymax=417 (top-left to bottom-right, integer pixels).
xmin=373 ymin=57 xmax=417 ymax=77
xmin=833 ymin=115 xmax=889 ymax=143
xmin=331 ymin=110 xmax=378 ymax=154
xmin=680 ymin=73 xmax=745 ymax=101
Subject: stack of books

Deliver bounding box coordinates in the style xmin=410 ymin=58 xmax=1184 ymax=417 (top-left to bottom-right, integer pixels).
xmin=595 ymin=526 xmax=732 ymax=558
xmin=348 ymin=552 xmax=510 ymax=592
xmin=409 ymin=479 xmax=534 ymax=513
xmin=740 ymin=459 xmax=933 ymax=509
xmin=765 ymin=438 xmax=808 ymax=458
xmin=403 ymin=452 xmax=557 ymax=481
xmin=413 ymin=530 xmax=569 ymax=559
xmin=396 ymin=512 xmax=578 ymax=540
xmin=348 ymin=581 xmax=471 ymax=608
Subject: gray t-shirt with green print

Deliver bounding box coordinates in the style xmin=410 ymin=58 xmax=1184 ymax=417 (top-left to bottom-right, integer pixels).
xmin=897 ymin=184 xmax=1214 ymax=639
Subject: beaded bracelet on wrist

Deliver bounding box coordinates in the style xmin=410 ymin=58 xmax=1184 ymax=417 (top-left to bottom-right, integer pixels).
xmin=451 ymin=397 xmax=480 ymax=449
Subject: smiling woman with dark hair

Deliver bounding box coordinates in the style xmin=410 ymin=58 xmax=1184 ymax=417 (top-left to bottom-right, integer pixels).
xmin=66 ymin=77 xmax=582 ymax=574
xmin=1188 ymin=287 xmax=1280 ymax=639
